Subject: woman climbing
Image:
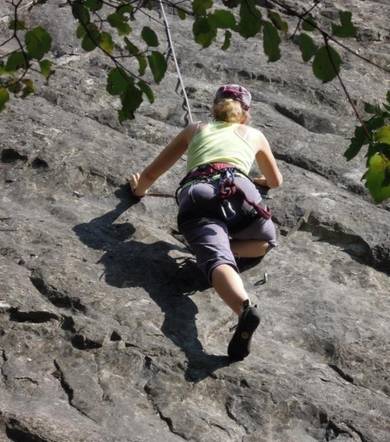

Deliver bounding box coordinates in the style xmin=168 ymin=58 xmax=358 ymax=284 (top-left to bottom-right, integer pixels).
xmin=129 ymin=84 xmax=283 ymax=361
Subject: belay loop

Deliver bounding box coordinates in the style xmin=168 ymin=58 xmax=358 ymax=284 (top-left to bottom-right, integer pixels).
xmin=218 ymin=168 xmax=237 ymax=200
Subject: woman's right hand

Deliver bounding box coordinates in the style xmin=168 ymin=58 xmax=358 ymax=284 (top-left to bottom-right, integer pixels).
xmin=128 ymin=173 xmax=147 ymax=197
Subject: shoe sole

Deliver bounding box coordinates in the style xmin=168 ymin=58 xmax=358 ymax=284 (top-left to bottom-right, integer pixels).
xmin=228 ymin=308 xmax=260 ymax=361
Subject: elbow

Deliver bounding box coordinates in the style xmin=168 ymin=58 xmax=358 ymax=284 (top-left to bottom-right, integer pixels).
xmin=268 ymin=173 xmax=283 ymax=189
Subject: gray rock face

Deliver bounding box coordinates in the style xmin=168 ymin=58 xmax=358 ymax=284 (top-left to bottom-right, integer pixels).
xmin=1 ymin=1 xmax=389 ymax=441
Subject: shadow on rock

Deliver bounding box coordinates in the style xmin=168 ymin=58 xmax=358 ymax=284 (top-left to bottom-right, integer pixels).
xmin=73 ymin=185 xmax=231 ymax=382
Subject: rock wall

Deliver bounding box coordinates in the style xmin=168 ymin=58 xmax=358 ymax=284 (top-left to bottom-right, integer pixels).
xmin=0 ymin=1 xmax=389 ymax=441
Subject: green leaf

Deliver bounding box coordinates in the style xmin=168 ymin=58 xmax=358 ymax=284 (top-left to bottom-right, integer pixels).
xmin=221 ymin=30 xmax=232 ymax=51
xmin=387 ymin=90 xmax=390 ymax=104
xmin=263 ymin=21 xmax=281 ymax=62
xmin=39 ymin=59 xmax=53 ymax=79
xmin=107 ymin=67 xmax=131 ymax=95
xmin=312 ymin=44 xmax=341 ymax=83
xmin=8 ymin=19 xmax=26 ymax=30
xmin=72 ymin=2 xmax=90 ymax=24
xmin=137 ymin=54 xmax=147 ymax=75
xmin=141 ymin=26 xmax=159 ymax=47
xmin=0 ymin=87 xmax=9 ymax=112
xmin=364 ymin=153 xmax=390 ymax=202
xmin=148 ymin=51 xmax=167 ymax=83
xmin=25 ymin=26 xmax=52 ymax=60
xmin=364 ymin=102 xmax=381 ymax=114
xmin=76 ymin=23 xmax=86 ymax=38
xmin=375 ymin=125 xmax=390 ymax=145
xmin=268 ymin=10 xmax=288 ymax=32
xmin=192 ymin=0 xmax=213 ymax=15
xmin=193 ymin=17 xmax=217 ymax=48
xmin=0 ymin=61 xmax=7 ymax=75
xmin=21 ymin=79 xmax=35 ymax=98
xmin=138 ymin=80 xmax=154 ymax=103
xmin=7 ymin=82 xmax=22 ymax=94
xmin=117 ymin=3 xmax=133 ymax=16
xmin=297 ymin=32 xmax=317 ymax=62
xmin=366 ymin=115 xmax=385 ymax=131
xmin=85 ymin=0 xmax=103 ymax=11
xmin=222 ymin=0 xmax=240 ymax=6
xmin=120 ymin=81 xmax=143 ymax=120
xmin=100 ymin=32 xmax=114 ymax=53
xmin=178 ymin=8 xmax=186 ymax=20
xmin=81 ymin=24 xmax=100 ymax=52
xmin=344 ymin=126 xmax=369 ymax=161
xmin=332 ymin=11 xmax=356 ymax=38
xmin=107 ymin=13 xmax=131 ymax=35
xmin=124 ymin=37 xmax=139 ymax=55
xmin=209 ymin=10 xmax=236 ymax=29
xmin=238 ymin=0 xmax=262 ymax=38
xmin=6 ymin=52 xmax=27 ymax=71
xmin=302 ymin=14 xmax=316 ymax=32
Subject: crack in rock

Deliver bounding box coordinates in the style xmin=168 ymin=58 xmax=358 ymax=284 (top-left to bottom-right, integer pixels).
xmin=52 ymin=360 xmax=97 ymax=423
xmin=9 ymin=308 xmax=58 ymax=324
xmin=300 ymin=219 xmax=389 ymax=272
xmin=30 ymin=272 xmax=87 ymax=313
xmin=143 ymin=383 xmax=187 ymax=440
xmin=225 ymin=397 xmax=249 ymax=435
xmin=14 ymin=376 xmax=39 ymax=385
xmin=71 ymin=334 xmax=103 ymax=350
xmin=1 ymin=148 xmax=28 ymax=164
xmin=5 ymin=417 xmax=48 ymax=442
xmin=328 ymin=364 xmax=354 ymax=384
xmin=0 ymin=349 xmax=8 ymax=383
xmin=325 ymin=419 xmax=366 ymax=442
xmin=345 ymin=423 xmax=367 ymax=442
xmin=60 ymin=315 xmax=102 ymax=350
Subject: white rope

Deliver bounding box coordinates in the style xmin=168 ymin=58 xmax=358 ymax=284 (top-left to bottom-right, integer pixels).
xmin=158 ymin=0 xmax=193 ymax=124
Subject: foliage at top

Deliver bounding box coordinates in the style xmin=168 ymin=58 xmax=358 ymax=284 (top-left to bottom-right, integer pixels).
xmin=0 ymin=0 xmax=389 ymax=202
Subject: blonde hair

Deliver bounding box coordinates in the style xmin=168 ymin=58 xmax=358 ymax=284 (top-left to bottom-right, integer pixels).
xmin=212 ymin=98 xmax=248 ymax=123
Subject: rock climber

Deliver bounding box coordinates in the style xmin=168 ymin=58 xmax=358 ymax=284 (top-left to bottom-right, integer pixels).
xmin=129 ymin=84 xmax=283 ymax=361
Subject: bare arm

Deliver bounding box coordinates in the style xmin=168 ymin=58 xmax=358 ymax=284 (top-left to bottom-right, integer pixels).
xmin=254 ymin=132 xmax=283 ymax=188
xmin=129 ymin=124 xmax=197 ymax=196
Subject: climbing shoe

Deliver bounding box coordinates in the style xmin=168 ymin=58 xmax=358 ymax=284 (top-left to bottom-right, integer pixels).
xmin=228 ymin=300 xmax=260 ymax=361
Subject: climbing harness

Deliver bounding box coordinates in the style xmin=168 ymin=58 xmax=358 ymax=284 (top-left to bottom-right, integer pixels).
xmin=176 ymin=163 xmax=272 ymax=232
xmin=177 ymin=162 xmax=272 ymax=220
xmin=158 ymin=0 xmax=193 ymax=125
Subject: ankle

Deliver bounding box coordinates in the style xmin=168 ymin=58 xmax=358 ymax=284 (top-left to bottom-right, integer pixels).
xmin=239 ymin=299 xmax=251 ymax=315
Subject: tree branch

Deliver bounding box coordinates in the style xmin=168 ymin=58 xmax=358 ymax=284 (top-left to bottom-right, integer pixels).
xmin=268 ymin=0 xmax=390 ymax=74
xmin=323 ymin=33 xmax=371 ymax=139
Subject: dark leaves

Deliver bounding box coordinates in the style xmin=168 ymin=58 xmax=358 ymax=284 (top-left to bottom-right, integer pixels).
xmin=263 ymin=21 xmax=281 ymax=62
xmin=312 ymin=44 xmax=341 ymax=82
xmin=147 ymin=51 xmax=167 ymax=83
xmin=297 ymin=33 xmax=317 ymax=62
xmin=25 ymin=26 xmax=52 ymax=60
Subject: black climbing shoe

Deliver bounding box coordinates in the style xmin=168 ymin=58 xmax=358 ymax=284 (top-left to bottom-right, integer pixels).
xmin=228 ymin=300 xmax=261 ymax=361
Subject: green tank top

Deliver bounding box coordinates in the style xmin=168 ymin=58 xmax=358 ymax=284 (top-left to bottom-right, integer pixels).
xmin=186 ymin=122 xmax=256 ymax=174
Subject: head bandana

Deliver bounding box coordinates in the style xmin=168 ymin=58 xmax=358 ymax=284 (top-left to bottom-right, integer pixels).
xmin=214 ymin=84 xmax=252 ymax=110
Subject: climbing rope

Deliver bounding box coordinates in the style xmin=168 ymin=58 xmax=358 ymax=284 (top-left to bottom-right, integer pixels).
xmin=158 ymin=0 xmax=193 ymax=125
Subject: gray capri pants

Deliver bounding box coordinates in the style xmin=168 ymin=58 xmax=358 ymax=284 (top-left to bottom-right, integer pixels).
xmin=177 ymin=175 xmax=277 ymax=282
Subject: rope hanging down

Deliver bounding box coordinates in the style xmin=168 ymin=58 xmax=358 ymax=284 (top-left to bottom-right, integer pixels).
xmin=158 ymin=0 xmax=193 ymax=125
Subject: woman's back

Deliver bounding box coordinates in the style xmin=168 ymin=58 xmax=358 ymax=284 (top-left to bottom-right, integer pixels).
xmin=186 ymin=121 xmax=258 ymax=174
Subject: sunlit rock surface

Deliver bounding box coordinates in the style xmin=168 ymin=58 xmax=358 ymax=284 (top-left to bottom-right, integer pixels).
xmin=1 ymin=1 xmax=389 ymax=441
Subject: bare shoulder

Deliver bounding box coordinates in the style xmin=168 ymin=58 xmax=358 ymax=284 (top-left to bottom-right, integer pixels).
xmin=185 ymin=121 xmax=207 ymax=143
xmin=244 ymin=126 xmax=270 ymax=153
